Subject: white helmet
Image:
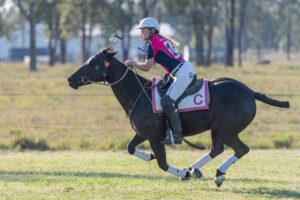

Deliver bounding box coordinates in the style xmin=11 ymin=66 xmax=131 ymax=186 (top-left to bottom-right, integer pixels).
xmin=137 ymin=17 xmax=160 ymax=31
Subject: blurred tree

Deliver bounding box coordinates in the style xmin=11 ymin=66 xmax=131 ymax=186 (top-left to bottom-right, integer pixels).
xmin=78 ymin=0 xmax=89 ymax=62
xmin=4 ymin=0 xmax=300 ymax=66
xmin=36 ymin=0 xmax=61 ymax=66
xmin=0 ymin=2 xmax=26 ymax=46
xmin=163 ymin=0 xmax=207 ymax=66
xmin=58 ymin=1 xmax=75 ymax=63
xmin=0 ymin=0 xmax=4 ymax=35
xmin=59 ymin=0 xmax=109 ymax=63
xmin=59 ymin=33 xmax=67 ymax=64
xmin=237 ymin=0 xmax=248 ymax=67
xmin=203 ymin=0 xmax=219 ymax=67
xmin=224 ymin=0 xmax=235 ymax=67
xmin=139 ymin=0 xmax=158 ymax=18
xmin=190 ymin=0 xmax=205 ymax=66
xmin=108 ymin=0 xmax=137 ymax=60
xmin=58 ymin=0 xmax=90 ymax=62
xmin=0 ymin=17 xmax=2 ymax=36
xmin=245 ymin=0 xmax=278 ymax=61
xmin=275 ymin=0 xmax=300 ymax=60
xmin=15 ymin=0 xmax=37 ymax=71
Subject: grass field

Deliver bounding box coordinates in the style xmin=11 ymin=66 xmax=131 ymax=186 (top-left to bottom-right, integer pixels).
xmin=0 ymin=150 xmax=299 ymax=199
xmin=0 ymin=60 xmax=299 ymax=199
xmin=0 ymin=60 xmax=299 ymax=150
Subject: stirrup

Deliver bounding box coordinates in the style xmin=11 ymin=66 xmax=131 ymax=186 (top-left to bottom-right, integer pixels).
xmin=160 ymin=131 xmax=182 ymax=145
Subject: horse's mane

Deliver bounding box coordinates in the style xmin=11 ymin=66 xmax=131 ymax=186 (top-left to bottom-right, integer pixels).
xmin=115 ymin=57 xmax=150 ymax=83
xmin=101 ymin=46 xmax=115 ymax=54
xmin=101 ymin=46 xmax=151 ymax=85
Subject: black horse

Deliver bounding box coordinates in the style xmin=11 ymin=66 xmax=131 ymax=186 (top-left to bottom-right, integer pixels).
xmin=68 ymin=47 xmax=289 ymax=187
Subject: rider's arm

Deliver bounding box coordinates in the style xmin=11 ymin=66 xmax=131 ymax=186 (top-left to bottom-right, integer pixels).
xmin=125 ymin=43 xmax=155 ymax=71
xmin=134 ymin=59 xmax=155 ymax=71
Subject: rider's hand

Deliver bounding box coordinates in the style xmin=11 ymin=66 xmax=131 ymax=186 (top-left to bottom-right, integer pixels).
xmin=125 ymin=59 xmax=137 ymax=68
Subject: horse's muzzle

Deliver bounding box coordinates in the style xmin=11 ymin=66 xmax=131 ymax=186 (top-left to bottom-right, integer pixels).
xmin=68 ymin=77 xmax=80 ymax=90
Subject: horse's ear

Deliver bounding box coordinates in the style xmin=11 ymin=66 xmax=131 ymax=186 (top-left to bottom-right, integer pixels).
xmin=102 ymin=47 xmax=117 ymax=59
xmin=104 ymin=51 xmax=117 ymax=59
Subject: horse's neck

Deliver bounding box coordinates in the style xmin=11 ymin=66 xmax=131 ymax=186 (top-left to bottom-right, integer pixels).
xmin=109 ymin=59 xmax=148 ymax=114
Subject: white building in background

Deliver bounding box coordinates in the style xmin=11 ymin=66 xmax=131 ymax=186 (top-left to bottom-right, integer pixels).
xmin=0 ymin=23 xmax=176 ymax=62
xmin=0 ymin=24 xmax=48 ymax=61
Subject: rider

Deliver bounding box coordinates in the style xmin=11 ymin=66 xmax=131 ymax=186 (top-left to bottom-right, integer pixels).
xmin=125 ymin=17 xmax=196 ymax=145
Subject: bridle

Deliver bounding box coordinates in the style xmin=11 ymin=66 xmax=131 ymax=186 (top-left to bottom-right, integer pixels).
xmin=80 ymin=56 xmax=153 ymax=124
xmin=80 ymin=57 xmax=154 ymax=137
xmin=81 ymin=58 xmax=130 ymax=86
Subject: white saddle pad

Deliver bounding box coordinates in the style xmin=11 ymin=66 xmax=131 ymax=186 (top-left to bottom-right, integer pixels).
xmin=151 ymin=77 xmax=210 ymax=113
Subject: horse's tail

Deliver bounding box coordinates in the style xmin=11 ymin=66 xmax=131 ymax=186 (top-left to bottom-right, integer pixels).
xmin=182 ymin=138 xmax=206 ymax=150
xmin=254 ymin=92 xmax=290 ymax=108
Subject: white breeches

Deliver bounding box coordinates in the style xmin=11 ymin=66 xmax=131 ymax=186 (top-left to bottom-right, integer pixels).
xmin=166 ymin=61 xmax=195 ymax=101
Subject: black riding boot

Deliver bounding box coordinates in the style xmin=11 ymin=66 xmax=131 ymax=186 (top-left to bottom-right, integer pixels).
xmin=160 ymin=96 xmax=182 ymax=145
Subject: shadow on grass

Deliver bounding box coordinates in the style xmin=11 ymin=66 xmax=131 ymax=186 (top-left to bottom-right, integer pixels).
xmin=0 ymin=170 xmax=173 ymax=183
xmin=247 ymin=187 xmax=300 ymax=199
xmin=207 ymin=178 xmax=300 ymax=199
xmin=227 ymin=187 xmax=300 ymax=199
xmin=229 ymin=177 xmax=299 ymax=185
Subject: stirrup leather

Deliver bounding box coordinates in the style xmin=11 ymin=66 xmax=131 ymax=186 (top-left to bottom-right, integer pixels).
xmin=161 ymin=119 xmax=182 ymax=145
xmin=161 ymin=130 xmax=182 ymax=145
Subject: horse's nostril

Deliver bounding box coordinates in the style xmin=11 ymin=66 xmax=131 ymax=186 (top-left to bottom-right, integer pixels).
xmin=68 ymin=77 xmax=73 ymax=82
xmin=69 ymin=81 xmax=79 ymax=89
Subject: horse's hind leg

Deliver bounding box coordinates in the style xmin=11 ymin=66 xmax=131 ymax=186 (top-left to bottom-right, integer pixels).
xmin=189 ymin=131 xmax=224 ymax=178
xmin=149 ymin=139 xmax=190 ymax=179
xmin=127 ymin=134 xmax=155 ymax=161
xmin=215 ymin=136 xmax=249 ymax=187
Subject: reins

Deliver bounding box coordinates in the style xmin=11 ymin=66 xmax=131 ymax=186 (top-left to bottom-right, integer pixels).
xmin=130 ymin=67 xmax=153 ymax=103
xmin=82 ymin=62 xmax=153 ymax=135
xmin=82 ymin=65 xmax=130 ymax=86
xmin=83 ymin=60 xmax=205 ymax=150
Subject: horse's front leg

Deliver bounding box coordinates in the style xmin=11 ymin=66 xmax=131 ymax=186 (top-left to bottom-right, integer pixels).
xmin=149 ymin=139 xmax=190 ymax=179
xmin=127 ymin=134 xmax=155 ymax=161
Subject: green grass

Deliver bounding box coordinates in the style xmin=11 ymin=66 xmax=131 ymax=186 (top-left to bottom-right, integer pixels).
xmin=0 ymin=61 xmax=299 ymax=150
xmin=0 ymin=150 xmax=299 ymax=199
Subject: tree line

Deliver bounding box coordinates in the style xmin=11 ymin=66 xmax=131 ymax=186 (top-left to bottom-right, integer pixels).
xmin=1 ymin=0 xmax=300 ymax=71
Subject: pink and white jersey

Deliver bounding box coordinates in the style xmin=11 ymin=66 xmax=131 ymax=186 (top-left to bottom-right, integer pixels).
xmin=147 ymin=34 xmax=184 ymax=73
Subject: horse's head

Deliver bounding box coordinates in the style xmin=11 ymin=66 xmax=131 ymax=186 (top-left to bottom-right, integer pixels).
xmin=68 ymin=47 xmax=117 ymax=89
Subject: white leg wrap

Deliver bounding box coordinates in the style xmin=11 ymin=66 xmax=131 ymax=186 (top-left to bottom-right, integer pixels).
xmin=133 ymin=149 xmax=152 ymax=161
xmin=218 ymin=155 xmax=239 ymax=173
xmin=190 ymin=153 xmax=212 ymax=169
xmin=167 ymin=166 xmax=187 ymax=178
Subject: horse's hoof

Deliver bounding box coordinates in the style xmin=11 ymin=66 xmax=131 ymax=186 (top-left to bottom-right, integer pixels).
xmin=189 ymin=168 xmax=203 ymax=178
xmin=179 ymin=171 xmax=191 ymax=181
xmin=214 ymin=175 xmax=225 ymax=188
xmin=150 ymin=153 xmax=156 ymax=160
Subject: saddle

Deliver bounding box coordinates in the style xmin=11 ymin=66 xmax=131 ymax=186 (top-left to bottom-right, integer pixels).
xmin=157 ymin=74 xmax=204 ymax=105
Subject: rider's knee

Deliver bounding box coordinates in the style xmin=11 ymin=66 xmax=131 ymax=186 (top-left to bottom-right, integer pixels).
xmin=160 ymin=95 xmax=175 ymax=111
